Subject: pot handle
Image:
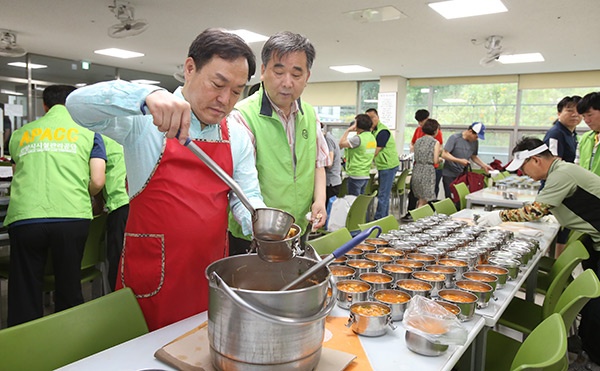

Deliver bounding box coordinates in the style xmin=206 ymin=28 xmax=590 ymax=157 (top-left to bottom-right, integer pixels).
xmin=210 ymin=271 xmax=336 ymax=325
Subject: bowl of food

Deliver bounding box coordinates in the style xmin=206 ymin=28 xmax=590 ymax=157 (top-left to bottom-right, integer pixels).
xmin=395 ymin=259 xmax=425 ymax=271
xmin=373 ymin=289 xmax=411 ymax=321
xmin=437 ymin=258 xmax=469 ymax=280
xmin=407 ymin=253 xmax=437 ymax=264
xmin=487 ymin=257 xmax=520 ymax=280
xmin=364 ymin=252 xmax=394 ymax=271
xmin=382 ymin=264 xmax=413 ymax=281
xmin=475 ymin=264 xmax=509 ymax=289
xmin=346 ymin=301 xmax=395 ymax=336
xmin=359 ymin=272 xmax=394 ymax=291
xmin=462 ymin=271 xmax=499 ymax=292
xmin=329 ymin=265 xmax=355 ymax=283
xmin=336 ymin=279 xmax=371 ymax=309
xmin=455 ymin=280 xmax=494 ymax=309
xmin=424 ymin=265 xmax=457 ymax=288
xmin=412 ymin=271 xmax=446 ymax=297
xmin=435 ymin=300 xmax=461 ymax=318
xmin=405 ymin=317 xmax=449 ymax=356
xmin=346 ymin=259 xmax=377 ymax=276
xmin=345 ymin=248 xmax=365 ymax=260
xmin=377 ymin=247 xmax=404 ymax=261
xmin=396 ymin=279 xmax=433 ymax=298
xmin=438 ymin=289 xmax=478 ymax=321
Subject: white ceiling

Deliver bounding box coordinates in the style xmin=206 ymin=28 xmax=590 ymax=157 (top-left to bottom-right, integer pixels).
xmin=1 ymin=0 xmax=599 ymax=86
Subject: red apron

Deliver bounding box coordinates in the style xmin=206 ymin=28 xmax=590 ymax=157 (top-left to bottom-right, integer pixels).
xmin=116 ymin=123 xmax=232 ymax=330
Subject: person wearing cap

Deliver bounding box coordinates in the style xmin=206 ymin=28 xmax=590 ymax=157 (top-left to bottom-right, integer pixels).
xmin=577 ymin=92 xmax=600 ymax=176
xmin=477 ymin=136 xmax=600 ymax=364
xmin=441 ymin=122 xmax=493 ymax=200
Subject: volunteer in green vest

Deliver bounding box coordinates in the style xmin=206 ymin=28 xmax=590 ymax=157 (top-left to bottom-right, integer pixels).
xmin=99 ymin=135 xmax=129 ymax=291
xmin=366 ymin=108 xmax=400 ymax=220
xmin=339 ymin=114 xmax=377 ymax=196
xmin=227 ymin=31 xmax=330 ymax=255
xmin=6 ymin=85 xmax=106 ymax=327
xmin=577 ymin=92 xmax=600 ymax=176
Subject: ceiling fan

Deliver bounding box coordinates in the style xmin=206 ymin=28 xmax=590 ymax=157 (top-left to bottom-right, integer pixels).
xmin=173 ymin=64 xmax=185 ymax=83
xmin=107 ymin=0 xmax=148 ymax=39
xmin=476 ymin=35 xmax=512 ymax=67
xmin=0 ymin=31 xmax=27 ymax=58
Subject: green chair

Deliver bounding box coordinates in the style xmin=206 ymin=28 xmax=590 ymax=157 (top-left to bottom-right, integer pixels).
xmin=307 ymin=227 xmax=353 ymax=255
xmin=432 ymin=198 xmax=457 ymax=215
xmin=485 ymin=313 xmax=568 ymax=371
xmin=534 ymin=238 xmax=589 ymax=296
xmin=499 ymin=268 xmax=600 ymax=336
xmin=501 ymin=170 xmax=511 ymax=177
xmin=358 ymin=215 xmax=399 ymax=237
xmin=409 ymin=204 xmax=434 ymax=221
xmin=538 ymin=231 xmax=590 ymax=276
xmin=391 ymin=169 xmax=409 ymax=216
xmin=337 ymin=177 xmax=348 ymax=198
xmin=346 ymin=190 xmax=378 ymax=232
xmin=453 ymin=182 xmax=470 ymax=210
xmin=0 ymin=287 xmax=148 ymax=370
xmin=43 ymin=212 xmax=108 ymax=294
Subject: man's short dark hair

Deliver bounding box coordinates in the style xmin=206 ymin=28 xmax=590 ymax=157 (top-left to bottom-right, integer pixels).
xmin=365 ymin=108 xmax=378 ymax=115
xmin=188 ymin=28 xmax=256 ymax=81
xmin=261 ymin=31 xmax=316 ymax=71
xmin=512 ymin=137 xmax=553 ymax=158
xmin=355 ymin=114 xmax=373 ymax=131
xmin=415 ymin=109 xmax=430 ymax=122
xmin=577 ymin=92 xmax=600 ymax=114
xmin=43 ymin=85 xmax=77 ymax=108
xmin=557 ymin=95 xmax=582 ymax=113
xmin=422 ymin=119 xmax=440 ymax=136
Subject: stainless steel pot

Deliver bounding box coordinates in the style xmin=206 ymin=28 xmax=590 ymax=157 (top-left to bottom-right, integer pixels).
xmin=405 ymin=330 xmax=449 ymax=356
xmin=346 ymin=301 xmax=396 ymax=336
xmin=206 ymin=255 xmax=334 ymax=370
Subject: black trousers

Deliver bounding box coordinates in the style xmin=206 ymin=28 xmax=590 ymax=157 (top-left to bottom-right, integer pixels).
xmin=579 ymin=241 xmax=600 ymax=364
xmin=106 ymin=204 xmax=129 ymax=291
xmin=7 ymin=219 xmax=90 ymax=327
xmin=228 ymin=232 xmax=252 ymax=256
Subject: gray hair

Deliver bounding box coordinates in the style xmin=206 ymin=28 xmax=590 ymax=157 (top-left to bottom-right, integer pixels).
xmin=261 ymin=31 xmax=316 ymax=70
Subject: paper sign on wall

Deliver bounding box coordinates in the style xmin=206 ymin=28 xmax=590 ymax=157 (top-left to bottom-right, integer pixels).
xmin=377 ymin=92 xmax=397 ymax=129
xmin=4 ymin=104 xmax=23 ymax=117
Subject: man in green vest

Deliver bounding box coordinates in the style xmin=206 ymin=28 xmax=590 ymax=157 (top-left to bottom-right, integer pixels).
xmin=227 ymin=31 xmax=330 ymax=255
xmin=339 ymin=114 xmax=377 ymax=196
xmin=577 ymin=92 xmax=600 ymax=176
xmin=366 ymin=108 xmax=400 ymax=220
xmin=6 ymin=85 xmax=106 ymax=326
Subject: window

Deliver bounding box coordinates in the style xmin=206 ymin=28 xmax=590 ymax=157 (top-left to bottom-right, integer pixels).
xmin=358 ymin=81 xmax=379 ymax=114
xmin=520 ymin=87 xmax=600 ymax=127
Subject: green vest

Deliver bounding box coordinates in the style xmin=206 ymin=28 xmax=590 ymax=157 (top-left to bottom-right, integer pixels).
xmin=373 ymin=122 xmax=400 ymax=170
xmin=228 ymin=87 xmax=317 ymax=239
xmin=101 ymin=135 xmax=129 ymax=212
xmin=578 ymin=130 xmax=600 ymax=176
xmin=346 ymin=131 xmax=376 ymax=177
xmin=5 ymin=105 xmax=95 ymax=225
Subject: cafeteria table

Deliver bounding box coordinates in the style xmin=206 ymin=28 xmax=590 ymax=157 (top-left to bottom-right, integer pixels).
xmin=465 ymin=187 xmax=537 ymax=209
xmin=452 ymin=208 xmax=560 ymax=370
xmin=58 ymin=210 xmax=559 ymax=371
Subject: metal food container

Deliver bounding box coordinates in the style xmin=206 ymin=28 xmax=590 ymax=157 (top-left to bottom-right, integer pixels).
xmin=463 ymin=271 xmax=499 ymax=292
xmin=336 ymin=279 xmax=372 ymax=309
xmin=396 ymin=278 xmax=433 ymax=297
xmin=206 ymin=254 xmax=333 ymax=371
xmin=346 ymin=301 xmax=396 ymax=336
xmin=438 ymin=289 xmax=477 ymax=321
xmin=372 ymin=289 xmax=411 ymax=321
xmin=405 ymin=330 xmax=449 ymax=357
xmin=425 ymin=265 xmax=457 ymax=288
xmin=488 ymin=256 xmax=520 ymax=280
xmin=412 ymin=271 xmax=446 ymax=297
xmin=346 ymin=259 xmax=377 ymax=275
xmin=359 ymin=272 xmax=394 ymax=291
xmin=382 ymin=264 xmax=413 ymax=281
xmin=329 ymin=265 xmax=355 ymax=283
xmin=455 ymin=280 xmax=494 ymax=309
xmin=475 ymin=264 xmax=509 ymax=289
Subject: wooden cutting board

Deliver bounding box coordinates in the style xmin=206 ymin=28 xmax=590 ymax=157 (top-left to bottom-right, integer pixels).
xmin=154 ymin=320 xmax=359 ymax=371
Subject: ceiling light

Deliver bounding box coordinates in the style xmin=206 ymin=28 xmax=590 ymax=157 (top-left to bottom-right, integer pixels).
xmin=131 ymin=79 xmax=160 ymax=85
xmin=364 ymin=99 xmax=379 ymax=103
xmin=443 ymin=98 xmax=467 ymax=103
xmin=1 ymin=89 xmax=23 ymax=96
xmin=498 ymin=53 xmax=545 ymax=64
xmin=227 ymin=29 xmax=269 ymax=43
xmin=7 ymin=61 xmax=48 ymax=69
xmin=429 ymin=0 xmax=507 ymax=19
xmin=344 ymin=6 xmax=407 ymax=23
xmin=94 ymin=48 xmax=144 ymax=59
xmin=329 ymin=65 xmax=372 ymax=74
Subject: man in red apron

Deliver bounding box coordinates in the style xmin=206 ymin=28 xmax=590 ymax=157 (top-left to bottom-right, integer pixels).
xmin=67 ymin=29 xmax=265 ymax=330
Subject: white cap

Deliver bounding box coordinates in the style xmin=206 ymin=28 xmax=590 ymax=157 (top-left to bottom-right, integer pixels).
xmin=505 ymin=144 xmax=549 ymax=172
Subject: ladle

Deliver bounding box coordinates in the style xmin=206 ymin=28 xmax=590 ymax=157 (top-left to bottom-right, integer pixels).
xmin=183 ymin=138 xmax=294 ymax=240
xmin=280 ymin=225 xmax=382 ymax=291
